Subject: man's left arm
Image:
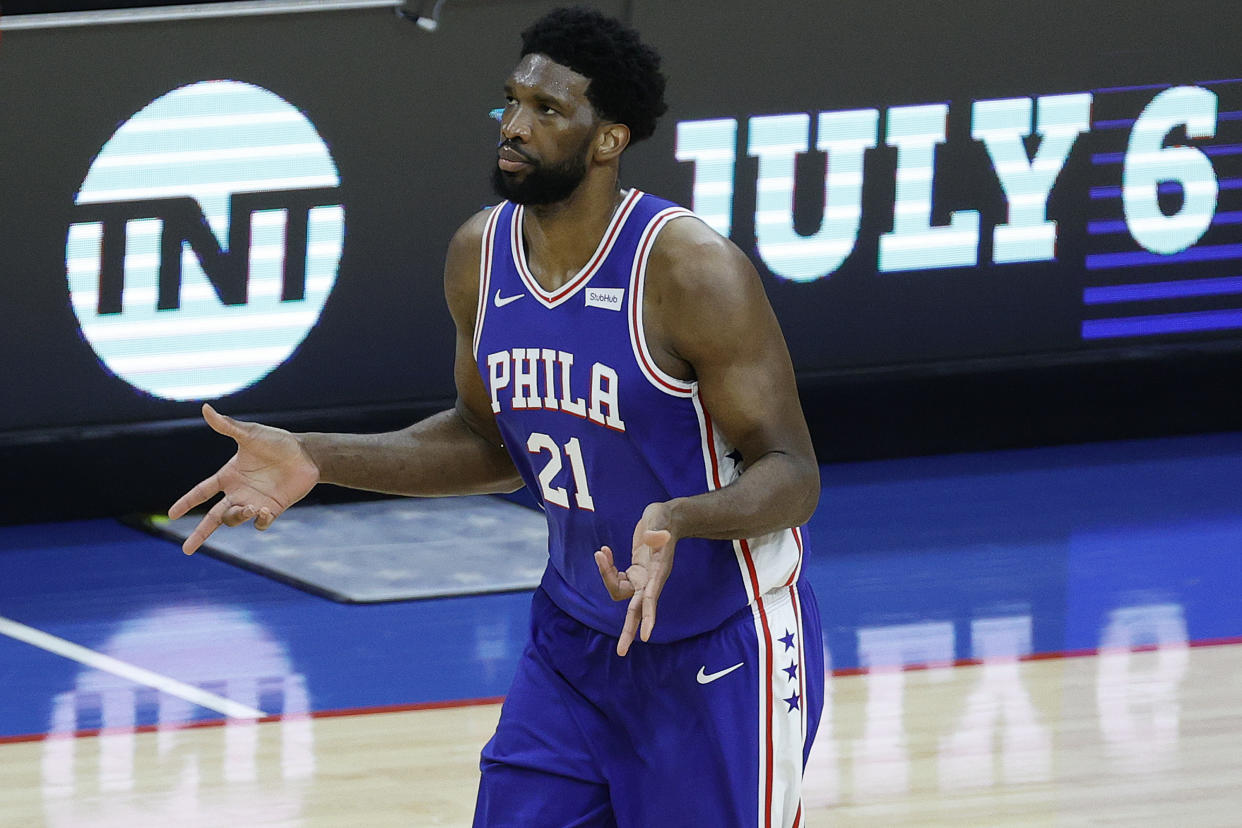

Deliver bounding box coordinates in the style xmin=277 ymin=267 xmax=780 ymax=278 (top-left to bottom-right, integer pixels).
xmin=595 ymin=217 xmax=820 ymax=654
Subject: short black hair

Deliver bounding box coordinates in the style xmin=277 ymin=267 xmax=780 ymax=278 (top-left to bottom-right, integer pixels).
xmin=520 ymin=6 xmax=668 ymax=143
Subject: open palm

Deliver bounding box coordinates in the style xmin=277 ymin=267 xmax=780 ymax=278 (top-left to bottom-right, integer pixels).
xmin=168 ymin=404 xmax=320 ymax=555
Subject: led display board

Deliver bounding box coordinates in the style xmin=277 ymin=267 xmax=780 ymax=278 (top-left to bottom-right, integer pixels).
xmin=674 ymin=80 xmax=1242 ymax=352
xmin=65 ymin=79 xmax=346 ymax=401
xmin=1 ymin=0 xmax=1240 ymax=470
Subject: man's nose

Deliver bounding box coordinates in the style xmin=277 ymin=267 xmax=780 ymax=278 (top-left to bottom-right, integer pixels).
xmin=500 ymin=107 xmax=532 ymax=142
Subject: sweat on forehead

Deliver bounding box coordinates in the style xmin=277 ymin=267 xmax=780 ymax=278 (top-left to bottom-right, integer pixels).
xmin=509 ymin=54 xmax=592 ymax=99
xmin=516 ymin=5 xmax=668 ymax=144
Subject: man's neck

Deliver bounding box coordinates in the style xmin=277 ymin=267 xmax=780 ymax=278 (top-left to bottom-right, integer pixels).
xmin=521 ymin=175 xmax=626 ymax=292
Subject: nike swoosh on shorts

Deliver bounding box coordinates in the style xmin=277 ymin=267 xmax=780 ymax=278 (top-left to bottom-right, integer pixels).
xmin=696 ymin=662 xmax=745 ymax=684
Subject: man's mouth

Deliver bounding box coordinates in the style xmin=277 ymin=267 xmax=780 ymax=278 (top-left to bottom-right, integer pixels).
xmin=498 ymin=144 xmax=534 ymax=173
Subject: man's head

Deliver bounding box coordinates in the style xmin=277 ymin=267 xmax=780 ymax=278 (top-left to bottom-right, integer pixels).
xmin=518 ymin=6 xmax=667 ymax=144
xmin=491 ymin=6 xmax=668 ymax=205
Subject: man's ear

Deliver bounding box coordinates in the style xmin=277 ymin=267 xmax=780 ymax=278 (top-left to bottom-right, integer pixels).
xmin=595 ymin=122 xmax=631 ymax=162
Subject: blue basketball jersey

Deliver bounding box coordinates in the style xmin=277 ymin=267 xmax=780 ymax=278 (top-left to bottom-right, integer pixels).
xmin=473 ymin=189 xmax=805 ymax=642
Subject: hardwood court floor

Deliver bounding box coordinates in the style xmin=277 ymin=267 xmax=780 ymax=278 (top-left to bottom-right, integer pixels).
xmin=2 ymin=432 xmax=1242 ymax=825
xmin=802 ymin=643 xmax=1242 ymax=827
xmin=2 ymin=643 xmax=1237 ymax=826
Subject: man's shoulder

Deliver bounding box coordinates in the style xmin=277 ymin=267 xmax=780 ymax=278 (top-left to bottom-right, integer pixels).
xmin=448 ymin=205 xmax=502 ymax=253
xmin=645 ymin=206 xmax=753 ymax=290
xmin=443 ymin=206 xmax=503 ymax=315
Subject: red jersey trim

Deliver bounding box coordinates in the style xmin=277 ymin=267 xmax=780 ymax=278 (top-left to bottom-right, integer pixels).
xmin=628 ymin=206 xmax=698 ymax=398
xmin=472 ymin=204 xmax=505 ymax=359
xmin=511 ymin=188 xmax=643 ymax=309
xmin=754 ymin=592 xmax=777 ymax=828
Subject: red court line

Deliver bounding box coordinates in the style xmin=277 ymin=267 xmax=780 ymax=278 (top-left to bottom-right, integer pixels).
xmin=829 ymin=634 xmax=1242 ymax=677
xmin=0 ymin=694 xmax=505 ymax=746
xmin=4 ymin=636 xmax=1241 ymax=746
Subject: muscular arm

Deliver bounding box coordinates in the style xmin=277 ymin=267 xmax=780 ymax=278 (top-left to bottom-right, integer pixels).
xmin=170 ymin=209 xmax=522 ymax=554
xmin=647 ymin=217 xmax=820 ymax=540
xmin=595 ymin=216 xmax=819 ymax=653
xmin=299 ymin=209 xmax=523 ymax=497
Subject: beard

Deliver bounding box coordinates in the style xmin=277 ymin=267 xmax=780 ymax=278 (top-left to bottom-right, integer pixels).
xmin=490 ymin=140 xmax=590 ymax=206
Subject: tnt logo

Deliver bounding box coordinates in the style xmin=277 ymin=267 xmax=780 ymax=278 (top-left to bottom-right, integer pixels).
xmin=65 ymin=80 xmax=345 ymax=401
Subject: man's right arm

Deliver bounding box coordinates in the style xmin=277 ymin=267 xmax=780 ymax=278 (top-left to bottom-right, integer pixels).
xmin=169 ymin=208 xmax=523 ymax=554
xmin=299 ymin=207 xmax=522 ymax=497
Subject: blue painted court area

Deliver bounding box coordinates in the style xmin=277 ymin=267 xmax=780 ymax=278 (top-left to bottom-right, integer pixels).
xmin=2 ymin=431 xmax=1240 ymax=740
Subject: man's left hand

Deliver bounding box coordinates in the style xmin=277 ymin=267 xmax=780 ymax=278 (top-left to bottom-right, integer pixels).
xmin=594 ymin=502 xmax=677 ymax=656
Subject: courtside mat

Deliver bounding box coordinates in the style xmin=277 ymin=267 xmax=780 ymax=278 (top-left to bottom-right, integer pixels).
xmin=140 ymin=495 xmax=549 ymax=603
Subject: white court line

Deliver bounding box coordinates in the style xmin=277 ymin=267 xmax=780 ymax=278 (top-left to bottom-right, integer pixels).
xmin=0 ymin=615 xmax=266 ymax=720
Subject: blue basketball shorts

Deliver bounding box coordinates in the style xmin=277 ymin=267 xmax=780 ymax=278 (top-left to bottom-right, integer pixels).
xmin=473 ymin=578 xmax=824 ymax=827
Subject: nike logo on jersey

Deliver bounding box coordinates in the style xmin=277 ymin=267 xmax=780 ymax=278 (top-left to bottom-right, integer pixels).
xmin=494 ymin=289 xmax=525 ymax=308
xmin=696 ymin=662 xmax=745 ymax=685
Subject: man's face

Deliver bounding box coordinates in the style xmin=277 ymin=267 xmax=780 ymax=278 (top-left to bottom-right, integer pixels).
xmin=491 ymin=54 xmax=601 ymax=205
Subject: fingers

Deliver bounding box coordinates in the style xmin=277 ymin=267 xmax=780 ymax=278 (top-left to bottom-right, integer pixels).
xmin=179 ymin=500 xmax=278 ymax=555
xmin=606 ymin=533 xmax=674 ymax=654
xmin=632 ymin=533 xmax=673 ymax=646
xmin=641 ymin=529 xmax=671 ymax=550
xmin=201 ymin=403 xmax=248 ymax=441
xmin=171 ymin=407 xmax=277 ymax=555
xmin=601 ymin=544 xmax=644 ymax=657
xmin=254 ymin=507 xmax=277 ymax=531
xmin=221 ymin=504 xmax=250 ymax=527
xmin=594 ymin=546 xmax=634 ymax=601
xmin=617 ymin=590 xmax=643 ymax=657
xmin=640 ymin=587 xmax=659 ymax=643
xmin=169 ymin=405 xmax=248 ymax=520
xmin=181 ymin=496 xmax=229 ymax=556
xmin=220 ymin=504 xmax=276 ymax=528
xmin=168 ymin=473 xmax=221 ymax=520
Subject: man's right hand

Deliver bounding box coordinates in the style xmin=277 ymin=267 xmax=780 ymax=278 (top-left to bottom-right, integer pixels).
xmin=168 ymin=403 xmax=320 ymax=555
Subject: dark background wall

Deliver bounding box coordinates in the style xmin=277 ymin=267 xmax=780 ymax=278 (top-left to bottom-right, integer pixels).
xmin=3 ymin=0 xmax=1240 ymax=522
xmin=3 ymin=0 xmax=240 ymax=10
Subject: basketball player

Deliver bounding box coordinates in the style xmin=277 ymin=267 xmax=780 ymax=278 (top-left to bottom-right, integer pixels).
xmin=169 ymin=7 xmax=824 ymax=826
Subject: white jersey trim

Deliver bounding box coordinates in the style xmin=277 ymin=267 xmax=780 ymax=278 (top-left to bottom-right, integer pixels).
xmin=756 ymin=585 xmax=809 ymax=827
xmin=691 ymin=394 xmax=804 ymax=607
xmin=472 ymin=203 xmax=505 ymax=359
xmin=627 ymin=206 xmax=698 ymax=398
xmin=751 ymin=592 xmax=775 ymax=828
xmin=511 ymin=188 xmax=642 ymax=309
